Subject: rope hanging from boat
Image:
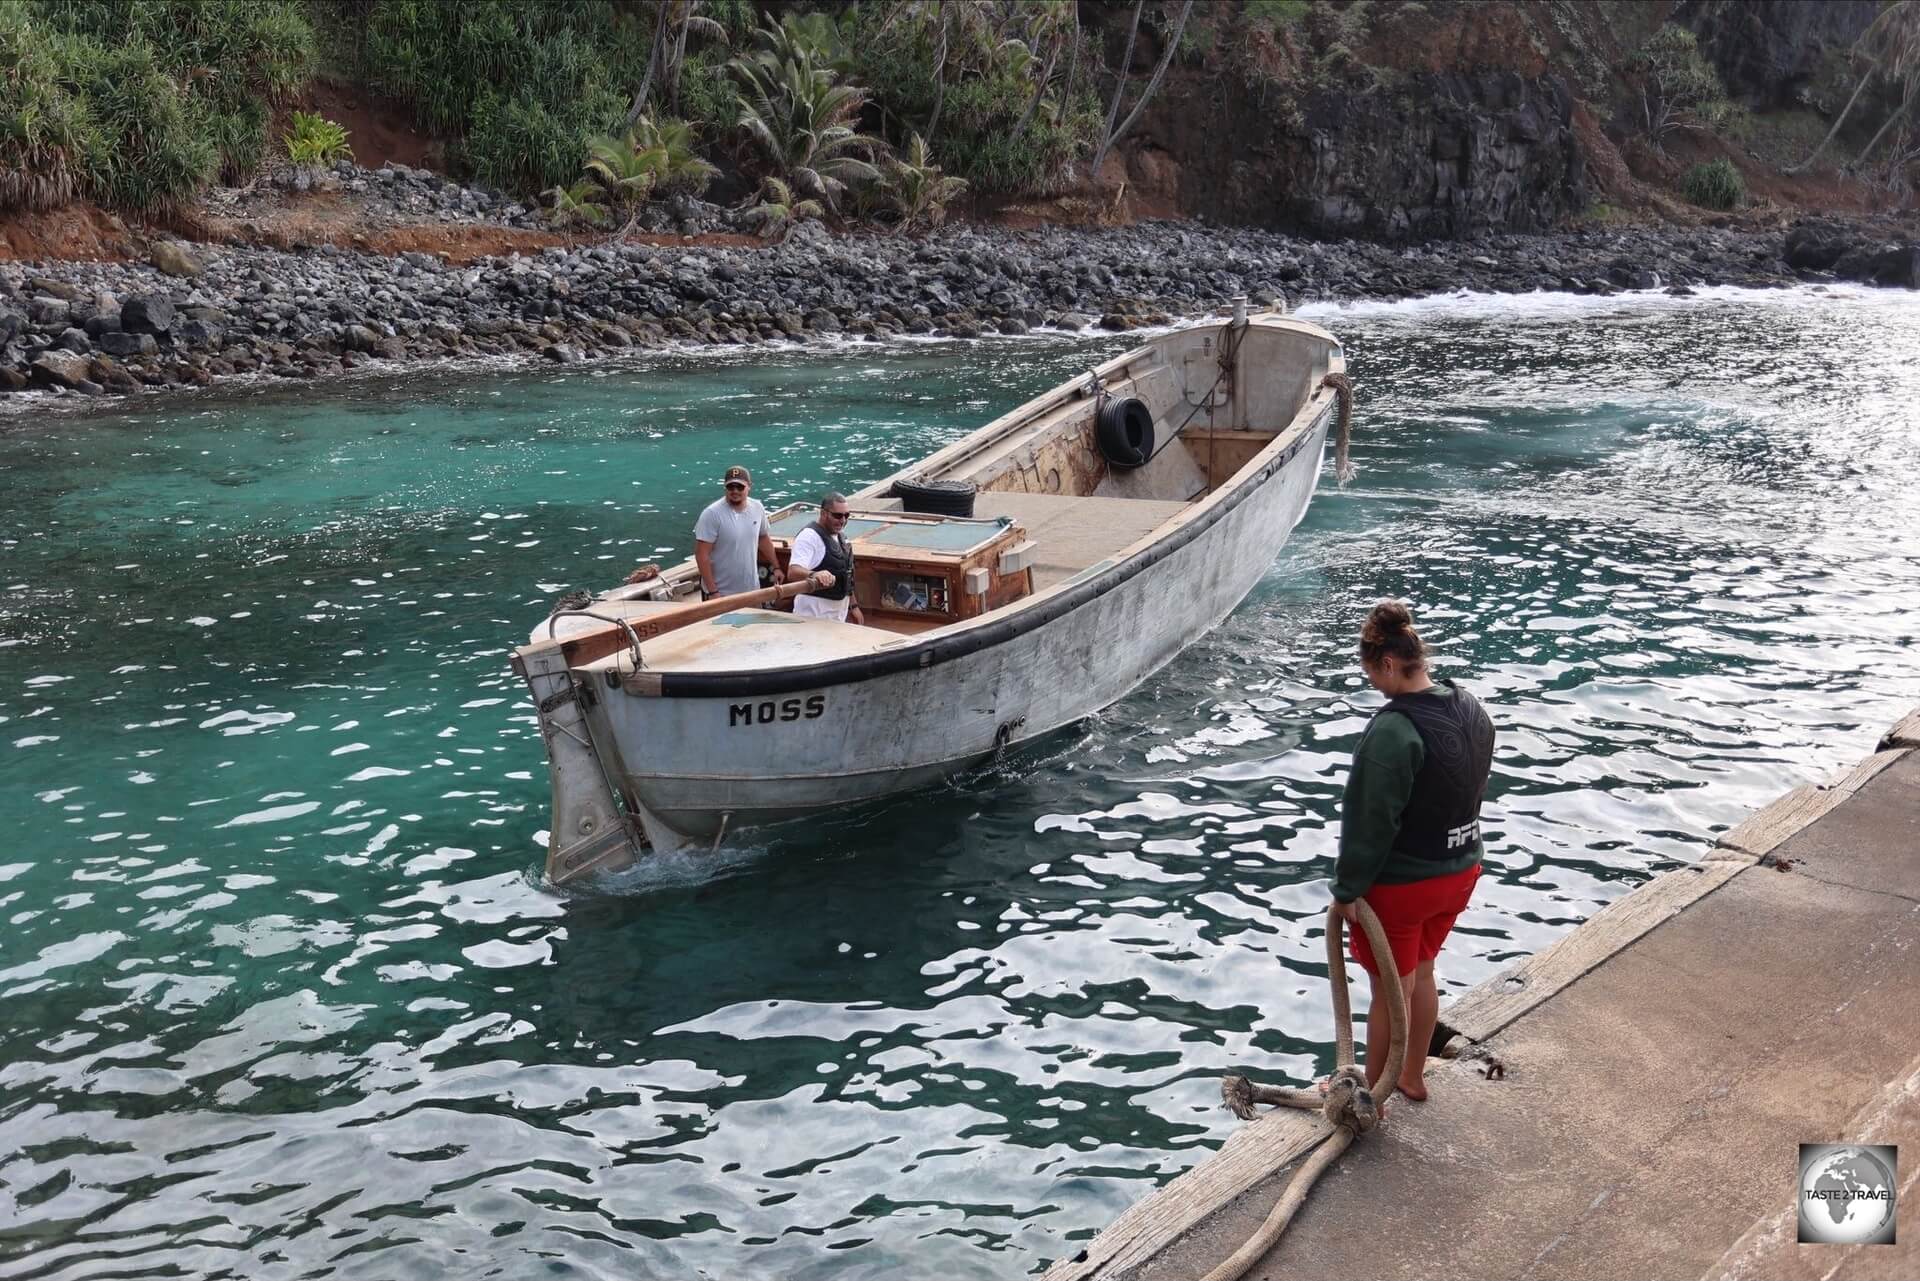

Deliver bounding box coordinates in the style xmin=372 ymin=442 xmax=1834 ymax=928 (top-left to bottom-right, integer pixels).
xmin=1203 ymin=900 xmax=1408 ymax=1281
xmin=1320 ymin=370 xmax=1356 ymax=487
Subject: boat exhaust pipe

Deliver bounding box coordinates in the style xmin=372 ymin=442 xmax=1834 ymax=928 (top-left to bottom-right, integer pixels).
xmin=1232 ymin=294 xmax=1248 ymax=326
xmin=513 ymin=638 xmax=646 ymax=884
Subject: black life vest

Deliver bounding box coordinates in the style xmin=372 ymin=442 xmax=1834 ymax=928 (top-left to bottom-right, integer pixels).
xmin=1371 ymin=680 xmax=1495 ymax=861
xmin=807 ymin=520 xmax=854 ymax=601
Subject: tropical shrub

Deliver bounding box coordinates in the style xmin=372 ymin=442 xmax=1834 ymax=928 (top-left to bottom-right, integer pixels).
xmin=1633 ymin=24 xmax=1732 ymax=152
xmin=1 ymin=0 xmax=315 ymax=209
xmin=0 ymin=9 xmax=91 ymax=210
xmin=635 ymin=114 xmax=719 ymax=201
xmin=547 ymin=179 xmax=610 ymax=229
xmin=880 ymin=133 xmax=967 ymax=232
xmin=37 ymin=0 xmax=314 ymax=188
xmin=284 ymin=110 xmax=352 ymax=167
xmin=844 ymin=2 xmax=1098 ymax=198
xmin=205 ymin=100 xmax=270 ymax=184
xmin=729 ymin=14 xmax=880 ymax=216
xmin=70 ymin=38 xmax=219 ymax=211
xmin=357 ymin=0 xmax=632 ymax=193
xmin=740 ymin=175 xmax=822 ymax=241
xmin=1680 ymin=157 xmax=1745 ymax=209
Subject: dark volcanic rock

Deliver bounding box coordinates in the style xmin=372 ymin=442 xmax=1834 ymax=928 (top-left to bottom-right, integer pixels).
xmin=122 ymin=294 xmax=177 ymax=334
xmin=97 ymin=331 xmax=159 ymax=357
xmin=29 ymin=349 xmax=92 ymax=389
xmin=1677 ymin=0 xmax=1878 ymax=110
xmin=1784 ymin=220 xmax=1855 ymax=270
xmin=1832 ymin=241 xmax=1920 ymax=287
xmin=1154 ymin=70 xmax=1585 ymax=240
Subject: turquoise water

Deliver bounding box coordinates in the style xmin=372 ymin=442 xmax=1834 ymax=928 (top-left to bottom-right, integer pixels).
xmin=3 ymin=287 xmax=1918 ymax=1279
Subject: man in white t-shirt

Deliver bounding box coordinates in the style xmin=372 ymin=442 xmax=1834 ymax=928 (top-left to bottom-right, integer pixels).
xmin=691 ymin=464 xmax=785 ymax=598
xmin=787 ymin=492 xmax=864 ymax=624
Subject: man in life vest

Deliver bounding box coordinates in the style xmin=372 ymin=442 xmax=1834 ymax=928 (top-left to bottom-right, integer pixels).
xmin=787 ymin=491 xmax=864 ymax=624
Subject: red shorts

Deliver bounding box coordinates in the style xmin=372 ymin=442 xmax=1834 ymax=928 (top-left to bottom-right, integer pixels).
xmin=1348 ymin=863 xmax=1481 ymax=978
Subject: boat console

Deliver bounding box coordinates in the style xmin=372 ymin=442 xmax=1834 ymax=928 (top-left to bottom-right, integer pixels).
xmin=766 ymin=505 xmax=1034 ymax=632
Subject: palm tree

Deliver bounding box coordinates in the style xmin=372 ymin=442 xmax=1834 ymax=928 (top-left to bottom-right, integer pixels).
xmin=633 ymin=114 xmax=719 ymax=204
xmin=583 ymin=130 xmax=664 ymax=216
xmin=884 ymin=132 xmax=968 ymax=233
xmin=741 ymin=175 xmax=824 ymax=241
xmin=625 ymin=0 xmax=727 ymax=127
xmin=1091 ymin=0 xmax=1195 ymax=181
xmin=1848 ymin=2 xmax=1920 ymax=175
xmin=1791 ymin=0 xmax=1920 ymax=174
xmin=729 ymin=24 xmax=881 ymax=216
xmin=547 ymin=180 xmax=611 ymax=229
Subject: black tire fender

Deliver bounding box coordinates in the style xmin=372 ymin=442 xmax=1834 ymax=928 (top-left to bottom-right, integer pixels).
xmin=890 ymin=475 xmax=978 ymax=517
xmin=1096 ymin=396 xmax=1155 ymax=469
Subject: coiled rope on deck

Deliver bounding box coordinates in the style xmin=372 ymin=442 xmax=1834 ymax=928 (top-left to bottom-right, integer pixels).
xmin=1205 ymin=900 xmax=1407 ymax=1281
xmin=1321 ymin=371 xmax=1356 ymax=487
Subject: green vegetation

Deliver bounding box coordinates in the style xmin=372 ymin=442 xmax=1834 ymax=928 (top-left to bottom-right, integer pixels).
xmin=552 ymin=115 xmax=718 ymax=230
xmin=1246 ymin=0 xmax=1310 ymax=35
xmin=1630 ymin=24 xmax=1730 ymax=153
xmin=1679 ymin=157 xmax=1744 ymax=209
xmin=729 ymin=13 xmax=879 ymax=216
xmin=880 ymin=133 xmax=967 ymax=233
xmin=355 ymin=1 xmax=632 ymax=194
xmin=844 ymin=3 xmax=1098 ymax=198
xmin=0 ymin=0 xmax=314 ymax=211
xmin=284 ymin=111 xmax=352 ymax=167
xmin=740 ymin=175 xmax=823 ymax=241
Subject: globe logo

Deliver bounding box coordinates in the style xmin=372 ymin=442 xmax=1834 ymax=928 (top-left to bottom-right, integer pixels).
xmin=1797 ymin=1144 xmax=1897 ymax=1245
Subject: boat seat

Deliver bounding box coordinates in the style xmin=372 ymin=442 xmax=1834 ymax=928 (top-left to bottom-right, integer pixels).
xmin=971 ymin=492 xmax=1191 ymax=590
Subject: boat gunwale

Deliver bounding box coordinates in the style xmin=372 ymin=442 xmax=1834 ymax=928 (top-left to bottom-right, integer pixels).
xmin=570 ymin=316 xmax=1342 ymax=699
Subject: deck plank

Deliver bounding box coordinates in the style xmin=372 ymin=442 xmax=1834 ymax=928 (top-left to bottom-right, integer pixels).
xmin=973 ymin=493 xmax=1189 ymax=590
xmin=1040 ymin=1108 xmax=1330 ymax=1281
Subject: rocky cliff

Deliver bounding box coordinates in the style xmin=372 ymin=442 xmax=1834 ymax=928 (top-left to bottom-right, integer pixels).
xmin=1121 ymin=0 xmax=1897 ymax=242
xmin=1153 ymin=68 xmax=1583 ymax=241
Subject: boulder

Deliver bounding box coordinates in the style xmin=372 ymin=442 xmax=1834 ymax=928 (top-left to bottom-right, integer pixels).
xmin=0 ymin=307 xmax=24 ymax=345
xmin=149 ymin=240 xmax=206 ymax=278
xmin=1833 ymin=242 xmax=1920 ymax=289
xmin=56 ymin=327 xmax=91 ymax=354
xmin=29 ymin=348 xmax=92 ymax=389
xmin=97 ymin=331 xmax=158 ymax=357
xmin=1783 ymin=221 xmax=1854 ymax=271
xmin=25 ymin=276 xmax=82 ymax=301
xmin=803 ymin=307 xmax=842 ymax=333
xmin=1055 ymin=311 xmax=1094 ymax=331
xmin=174 ymin=318 xmax=223 ymax=347
xmin=121 ymin=294 xmax=176 ymax=334
xmin=28 ymin=295 xmax=70 ymax=326
xmin=89 ymin=355 xmax=140 ymax=391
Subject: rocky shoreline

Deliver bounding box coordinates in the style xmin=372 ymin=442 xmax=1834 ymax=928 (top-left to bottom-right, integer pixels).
xmin=3 ymin=195 xmax=1916 ymax=408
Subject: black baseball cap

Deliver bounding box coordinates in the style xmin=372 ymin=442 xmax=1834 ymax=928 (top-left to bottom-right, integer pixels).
xmin=723 ymin=465 xmax=751 ymax=485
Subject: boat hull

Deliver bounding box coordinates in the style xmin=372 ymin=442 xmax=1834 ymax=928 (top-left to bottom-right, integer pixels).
xmin=589 ymin=412 xmax=1332 ymax=845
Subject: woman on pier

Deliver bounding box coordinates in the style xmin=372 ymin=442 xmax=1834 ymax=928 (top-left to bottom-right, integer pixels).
xmin=1331 ymin=600 xmax=1495 ymax=1101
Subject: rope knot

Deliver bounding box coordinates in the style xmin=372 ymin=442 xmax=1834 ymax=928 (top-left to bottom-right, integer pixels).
xmin=1320 ymin=1064 xmax=1379 ymax=1134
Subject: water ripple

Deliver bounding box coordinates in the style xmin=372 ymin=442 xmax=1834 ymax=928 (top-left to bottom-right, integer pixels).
xmin=2 ymin=288 xmax=1918 ymax=1279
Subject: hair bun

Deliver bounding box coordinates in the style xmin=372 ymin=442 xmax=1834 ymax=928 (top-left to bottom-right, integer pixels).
xmin=1362 ymin=599 xmax=1413 ymax=643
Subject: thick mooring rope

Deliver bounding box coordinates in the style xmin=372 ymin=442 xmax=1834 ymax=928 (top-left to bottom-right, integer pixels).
xmin=1205 ymin=901 xmax=1407 ymax=1281
xmin=1320 ymin=371 xmax=1356 ymax=487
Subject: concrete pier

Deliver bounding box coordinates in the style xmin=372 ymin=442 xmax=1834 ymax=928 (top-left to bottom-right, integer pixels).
xmin=1048 ymin=707 xmax=1920 ymax=1281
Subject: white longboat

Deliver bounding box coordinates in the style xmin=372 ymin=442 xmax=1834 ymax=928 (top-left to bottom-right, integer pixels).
xmin=513 ymin=309 xmax=1349 ymax=883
